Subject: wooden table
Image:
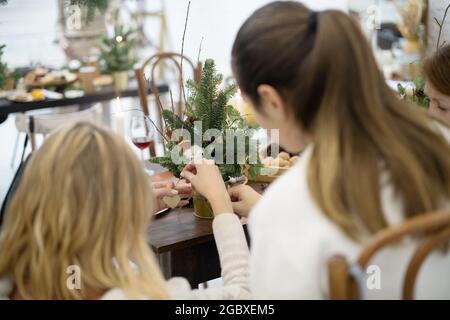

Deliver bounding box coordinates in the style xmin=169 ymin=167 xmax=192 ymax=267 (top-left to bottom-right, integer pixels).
xmin=0 ymin=82 xmax=169 ymax=124
xmin=148 ymin=207 xmax=226 ymax=287
xmin=147 ymin=182 xmax=266 ymax=288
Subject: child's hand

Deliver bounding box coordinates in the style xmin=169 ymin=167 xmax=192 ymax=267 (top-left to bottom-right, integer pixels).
xmin=181 ymin=159 xmax=233 ymax=216
xmin=228 ymin=184 xmax=261 ymax=217
xmin=152 ymin=181 xmax=192 ymax=211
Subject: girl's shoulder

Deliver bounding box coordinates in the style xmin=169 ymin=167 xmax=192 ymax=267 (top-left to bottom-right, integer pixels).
xmin=249 ymin=144 xmax=320 ymax=226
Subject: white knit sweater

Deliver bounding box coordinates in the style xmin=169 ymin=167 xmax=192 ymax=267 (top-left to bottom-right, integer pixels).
xmin=248 ymin=137 xmax=450 ymax=299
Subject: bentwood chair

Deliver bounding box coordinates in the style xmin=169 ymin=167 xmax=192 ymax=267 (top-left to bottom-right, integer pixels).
xmin=14 ymin=103 xmax=103 ymax=154
xmin=328 ymin=209 xmax=450 ymax=299
xmin=134 ymin=52 xmax=201 ymax=155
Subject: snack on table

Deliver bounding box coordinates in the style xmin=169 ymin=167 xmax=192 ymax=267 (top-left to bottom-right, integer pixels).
xmin=31 ymin=89 xmax=44 ymax=100
xmin=252 ymin=144 xmax=300 ymax=182
xmin=24 ymin=68 xmax=77 ymax=89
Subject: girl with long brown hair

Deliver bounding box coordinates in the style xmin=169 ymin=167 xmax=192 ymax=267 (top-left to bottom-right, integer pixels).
xmin=423 ymin=44 xmax=450 ymax=125
xmin=0 ymin=122 xmax=250 ymax=299
xmin=182 ymin=1 xmax=450 ymax=298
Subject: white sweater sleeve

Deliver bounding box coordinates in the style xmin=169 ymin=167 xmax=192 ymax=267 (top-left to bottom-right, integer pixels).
xmin=167 ymin=213 xmax=251 ymax=300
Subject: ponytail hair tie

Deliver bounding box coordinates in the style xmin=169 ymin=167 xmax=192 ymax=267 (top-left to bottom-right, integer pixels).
xmin=308 ymin=11 xmax=318 ymax=33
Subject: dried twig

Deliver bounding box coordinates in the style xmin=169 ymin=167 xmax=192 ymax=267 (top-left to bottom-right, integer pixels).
xmin=169 ymin=89 xmax=175 ymax=115
xmin=197 ymin=36 xmax=204 ymax=66
xmin=169 ymin=89 xmax=176 ymax=126
xmin=146 ymin=114 xmax=169 ymax=143
xmin=179 ymin=1 xmax=191 ymax=109
xmin=435 ymin=2 xmax=450 ymax=50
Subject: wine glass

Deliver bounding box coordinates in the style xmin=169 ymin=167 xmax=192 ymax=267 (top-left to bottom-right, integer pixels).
xmin=129 ymin=114 xmax=154 ymax=174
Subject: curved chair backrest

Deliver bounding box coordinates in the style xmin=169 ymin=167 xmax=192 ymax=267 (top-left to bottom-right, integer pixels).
xmin=134 ymin=52 xmax=201 ymax=156
xmin=328 ymin=209 xmax=450 ymax=299
xmin=15 ymin=103 xmax=103 ymax=150
xmin=135 ymin=52 xmax=201 ymax=117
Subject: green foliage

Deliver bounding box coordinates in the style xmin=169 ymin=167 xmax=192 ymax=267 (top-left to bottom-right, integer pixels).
xmin=186 ymin=59 xmax=237 ymax=133
xmin=99 ymin=26 xmax=137 ymax=73
xmin=151 ymin=58 xmax=262 ymax=180
xmin=397 ymin=77 xmax=430 ymax=108
xmin=149 ymin=156 xmax=186 ymax=178
xmin=0 ymin=45 xmax=8 ymax=89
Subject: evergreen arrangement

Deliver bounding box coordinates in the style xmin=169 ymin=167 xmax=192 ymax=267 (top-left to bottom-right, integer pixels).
xmin=150 ymin=59 xmax=261 ymax=181
xmin=99 ymin=26 xmax=137 ymax=73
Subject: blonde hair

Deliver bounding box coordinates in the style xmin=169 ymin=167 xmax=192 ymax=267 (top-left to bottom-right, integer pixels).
xmin=0 ymin=122 xmax=168 ymax=299
xmin=232 ymin=2 xmax=450 ymax=240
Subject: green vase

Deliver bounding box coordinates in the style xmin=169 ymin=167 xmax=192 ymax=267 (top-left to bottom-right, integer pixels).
xmin=112 ymin=71 xmax=129 ymax=92
xmin=193 ymin=193 xmax=214 ymax=219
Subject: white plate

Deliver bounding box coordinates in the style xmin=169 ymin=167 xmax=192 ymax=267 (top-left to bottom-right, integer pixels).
xmin=64 ymin=90 xmax=85 ymax=99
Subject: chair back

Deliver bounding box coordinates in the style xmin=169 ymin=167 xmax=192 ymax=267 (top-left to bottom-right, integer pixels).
xmin=134 ymin=52 xmax=201 ymax=155
xmin=15 ymin=103 xmax=103 ymax=150
xmin=328 ymin=209 xmax=450 ymax=299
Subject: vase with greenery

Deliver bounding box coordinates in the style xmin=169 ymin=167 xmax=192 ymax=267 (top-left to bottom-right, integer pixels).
xmin=150 ymin=59 xmax=261 ymax=218
xmin=99 ymin=25 xmax=137 ymax=92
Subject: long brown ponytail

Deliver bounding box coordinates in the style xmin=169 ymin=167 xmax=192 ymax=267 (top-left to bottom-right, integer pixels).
xmin=232 ymin=1 xmax=450 ymax=239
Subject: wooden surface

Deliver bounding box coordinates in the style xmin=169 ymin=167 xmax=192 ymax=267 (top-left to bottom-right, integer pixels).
xmin=147 ymin=179 xmax=266 ymax=287
xmin=148 ymin=207 xmax=217 ymax=253
xmin=0 ymin=82 xmax=169 ymax=123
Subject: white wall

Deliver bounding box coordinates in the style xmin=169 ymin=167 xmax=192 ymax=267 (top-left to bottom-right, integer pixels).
xmin=163 ymin=0 xmax=349 ymax=76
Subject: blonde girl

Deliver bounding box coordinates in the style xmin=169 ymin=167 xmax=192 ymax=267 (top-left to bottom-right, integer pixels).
xmin=0 ymin=122 xmax=249 ymax=299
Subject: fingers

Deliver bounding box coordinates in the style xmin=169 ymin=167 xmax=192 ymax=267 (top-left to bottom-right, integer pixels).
xmin=231 ymin=201 xmax=246 ymax=216
xmin=177 ymin=200 xmax=190 ymax=207
xmin=180 ymin=170 xmax=197 ymax=185
xmin=153 ymin=187 xmax=178 ymax=198
xmin=151 ymin=181 xmax=167 ymax=189
xmin=183 ymin=162 xmax=197 ymax=174
xmin=228 ymin=184 xmax=247 ymax=200
xmin=175 ymin=185 xmax=193 ymax=194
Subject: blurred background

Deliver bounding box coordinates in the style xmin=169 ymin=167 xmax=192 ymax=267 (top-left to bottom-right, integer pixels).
xmin=0 ymin=0 xmax=449 ymax=203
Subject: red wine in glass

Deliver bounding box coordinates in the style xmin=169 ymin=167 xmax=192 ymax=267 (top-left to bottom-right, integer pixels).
xmin=132 ymin=137 xmax=152 ymax=150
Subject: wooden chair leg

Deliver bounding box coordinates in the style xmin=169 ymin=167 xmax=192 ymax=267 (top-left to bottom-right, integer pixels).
xmin=328 ymin=255 xmax=356 ymax=300
xmin=29 ymin=132 xmax=36 ymax=152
